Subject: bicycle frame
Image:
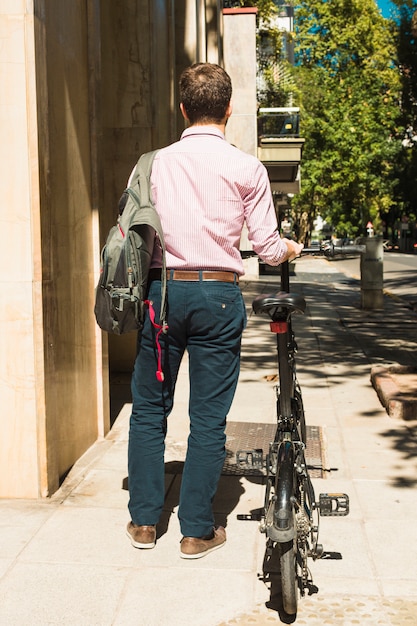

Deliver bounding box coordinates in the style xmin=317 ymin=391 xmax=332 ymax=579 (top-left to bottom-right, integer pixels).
xmin=238 ymin=257 xmax=349 ymax=617
xmin=261 ymin=264 xmax=320 ymax=608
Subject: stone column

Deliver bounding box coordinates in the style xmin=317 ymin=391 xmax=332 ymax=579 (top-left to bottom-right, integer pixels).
xmin=361 ymin=238 xmax=384 ymax=309
xmin=222 ymin=7 xmax=257 ymax=156
xmin=0 ymin=1 xmax=104 ymax=497
xmin=222 ymin=8 xmax=258 ymax=273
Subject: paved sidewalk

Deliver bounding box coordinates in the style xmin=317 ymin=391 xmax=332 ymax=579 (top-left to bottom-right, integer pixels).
xmin=0 ymin=256 xmax=417 ymax=625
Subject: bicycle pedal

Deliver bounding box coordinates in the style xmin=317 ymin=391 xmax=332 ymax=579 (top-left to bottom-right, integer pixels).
xmin=236 ymin=449 xmax=264 ymax=469
xmin=318 ymin=493 xmax=349 ymax=516
xmin=237 ymin=509 xmax=263 ymax=522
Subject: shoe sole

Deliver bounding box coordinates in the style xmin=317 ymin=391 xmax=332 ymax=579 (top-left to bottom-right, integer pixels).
xmin=126 ymin=529 xmax=155 ymax=549
xmin=180 ymin=539 xmax=226 ymax=560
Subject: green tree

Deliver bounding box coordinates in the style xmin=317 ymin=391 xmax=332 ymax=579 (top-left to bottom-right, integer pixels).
xmin=290 ymin=0 xmax=403 ymax=240
xmin=391 ymin=1 xmax=417 ymax=228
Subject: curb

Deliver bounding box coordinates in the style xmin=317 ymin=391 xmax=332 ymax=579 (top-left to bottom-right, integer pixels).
xmin=370 ymin=364 xmax=417 ymax=421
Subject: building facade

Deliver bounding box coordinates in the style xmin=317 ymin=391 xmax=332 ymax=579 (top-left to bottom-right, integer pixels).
xmin=0 ymin=0 xmax=261 ymax=497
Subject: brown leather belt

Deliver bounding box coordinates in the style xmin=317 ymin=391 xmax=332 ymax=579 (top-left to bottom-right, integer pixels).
xmin=167 ymin=270 xmax=238 ymax=283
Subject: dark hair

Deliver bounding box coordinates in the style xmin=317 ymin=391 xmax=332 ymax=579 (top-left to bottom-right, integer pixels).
xmin=179 ymin=63 xmax=232 ymax=124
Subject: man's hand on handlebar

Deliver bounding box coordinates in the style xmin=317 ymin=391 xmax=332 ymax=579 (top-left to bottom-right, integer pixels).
xmin=282 ymin=238 xmax=304 ymax=262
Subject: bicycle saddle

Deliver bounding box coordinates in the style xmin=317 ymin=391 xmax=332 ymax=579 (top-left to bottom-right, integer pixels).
xmin=252 ymin=291 xmax=306 ymax=318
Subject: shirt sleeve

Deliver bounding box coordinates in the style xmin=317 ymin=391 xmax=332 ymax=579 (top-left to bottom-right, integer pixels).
xmin=243 ymin=161 xmax=288 ymax=266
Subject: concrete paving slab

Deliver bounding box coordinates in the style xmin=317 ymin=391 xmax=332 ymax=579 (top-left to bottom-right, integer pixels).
xmin=0 ymin=501 xmax=57 ymax=559
xmin=64 ymin=468 xmax=128 ymax=509
xmin=107 ymin=403 xmax=130 ymax=442
xmin=93 ymin=441 xmax=129 ymax=471
xmin=354 ymin=479 xmax=417 ymax=521
xmin=324 ymin=513 xmax=372 ymax=566
xmin=311 ymin=574 xmax=381 ymax=599
xmin=364 ymin=518 xmax=417 ymax=587
xmin=213 ymin=476 xmax=264 ymax=518
xmin=17 ymin=506 xmax=136 ymax=568
xmin=0 ymin=559 xmax=13 ymax=579
xmin=0 ymin=562 xmax=128 ymax=626
xmin=113 ymin=567 xmax=257 ymax=626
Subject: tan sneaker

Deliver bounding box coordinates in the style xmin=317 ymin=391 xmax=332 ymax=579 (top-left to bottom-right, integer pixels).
xmin=180 ymin=526 xmax=226 ymax=559
xmin=126 ymin=522 xmax=156 ymax=549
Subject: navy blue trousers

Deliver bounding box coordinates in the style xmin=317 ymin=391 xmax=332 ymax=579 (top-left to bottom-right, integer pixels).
xmin=128 ymin=275 xmax=246 ymax=537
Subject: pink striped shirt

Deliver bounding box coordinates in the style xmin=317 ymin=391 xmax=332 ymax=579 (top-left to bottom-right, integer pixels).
xmin=149 ymin=126 xmax=288 ymax=275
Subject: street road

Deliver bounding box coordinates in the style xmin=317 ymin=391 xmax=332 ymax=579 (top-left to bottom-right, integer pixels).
xmin=325 ymin=251 xmax=417 ymax=309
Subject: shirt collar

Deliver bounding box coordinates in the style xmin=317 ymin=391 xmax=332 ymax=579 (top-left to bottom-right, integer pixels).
xmin=180 ymin=126 xmax=225 ymax=141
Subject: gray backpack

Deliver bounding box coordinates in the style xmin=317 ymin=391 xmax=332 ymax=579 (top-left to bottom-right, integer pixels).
xmin=94 ymin=150 xmax=167 ymax=336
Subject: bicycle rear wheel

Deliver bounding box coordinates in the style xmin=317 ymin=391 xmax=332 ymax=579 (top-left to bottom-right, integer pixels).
xmin=275 ymin=442 xmax=298 ymax=615
xmin=280 ymin=540 xmax=298 ymax=615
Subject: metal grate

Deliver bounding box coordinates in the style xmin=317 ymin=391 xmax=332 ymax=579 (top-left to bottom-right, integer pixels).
xmin=223 ymin=421 xmax=325 ymax=478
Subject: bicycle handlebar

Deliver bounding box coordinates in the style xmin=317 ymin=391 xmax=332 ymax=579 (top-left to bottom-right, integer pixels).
xmin=300 ymin=243 xmax=365 ymax=258
xmin=299 ymin=247 xmax=326 ymax=256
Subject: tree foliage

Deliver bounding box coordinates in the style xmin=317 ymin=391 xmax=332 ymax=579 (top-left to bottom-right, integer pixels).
xmin=230 ymin=1 xmax=298 ymax=106
xmin=391 ymin=1 xmax=417 ymax=224
xmin=291 ymin=0 xmax=403 ymax=240
xmin=230 ymin=0 xmax=414 ymax=240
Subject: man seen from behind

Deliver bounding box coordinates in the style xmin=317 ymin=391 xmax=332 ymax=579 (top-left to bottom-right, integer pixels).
xmin=127 ymin=63 xmax=303 ymax=559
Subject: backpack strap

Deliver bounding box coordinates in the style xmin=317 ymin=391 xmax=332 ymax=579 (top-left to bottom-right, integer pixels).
xmin=134 ymin=150 xmax=168 ymax=329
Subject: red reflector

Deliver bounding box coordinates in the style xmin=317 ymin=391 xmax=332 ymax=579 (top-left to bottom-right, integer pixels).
xmin=270 ymin=321 xmax=288 ymax=333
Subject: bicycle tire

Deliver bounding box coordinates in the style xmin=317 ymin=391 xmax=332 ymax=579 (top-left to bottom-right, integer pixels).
xmin=274 ymin=442 xmax=298 ymax=614
xmin=280 ymin=540 xmax=298 ymax=615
